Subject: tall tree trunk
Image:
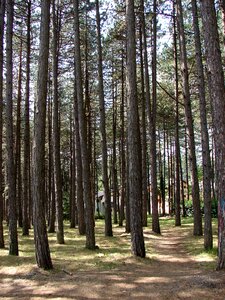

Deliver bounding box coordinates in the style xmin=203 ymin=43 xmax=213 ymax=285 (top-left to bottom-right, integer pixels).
xmin=95 ymin=0 xmax=113 ymax=236
xmin=32 ymin=0 xmax=52 ymax=269
xmin=139 ymin=18 xmax=148 ymax=226
xmin=126 ymin=0 xmax=145 ymax=257
xmin=151 ymin=0 xmax=160 ymax=234
xmin=176 ymin=0 xmax=202 ymax=236
xmin=74 ymin=83 xmax=85 ymax=235
xmin=15 ymin=38 xmax=23 ymax=228
xmin=6 ymin=0 xmax=18 ymax=256
xmin=22 ymin=0 xmax=31 ymax=236
xmin=52 ymin=0 xmax=64 ymax=245
xmin=74 ymin=0 xmax=95 ymax=249
xmin=0 ymin=0 xmax=5 ymax=248
xmin=112 ymin=76 xmax=118 ymax=224
xmin=199 ymin=0 xmax=225 ymax=270
xmin=119 ymin=51 xmax=125 ymax=227
xmin=191 ymin=0 xmax=212 ymax=249
xmin=173 ymin=4 xmax=181 ymax=226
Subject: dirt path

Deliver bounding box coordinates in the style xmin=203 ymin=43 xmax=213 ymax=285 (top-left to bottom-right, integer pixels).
xmin=1 ymin=225 xmax=225 ymax=299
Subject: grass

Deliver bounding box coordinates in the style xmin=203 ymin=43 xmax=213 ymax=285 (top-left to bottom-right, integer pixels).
xmin=0 ymin=216 xmax=218 ymax=273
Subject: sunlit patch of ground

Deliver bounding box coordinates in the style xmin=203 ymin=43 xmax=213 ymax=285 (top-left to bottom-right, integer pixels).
xmin=1 ymin=217 xmax=225 ymax=299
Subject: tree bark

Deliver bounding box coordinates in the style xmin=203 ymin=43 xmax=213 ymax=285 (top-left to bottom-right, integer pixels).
xmin=191 ymin=0 xmax=212 ymax=249
xmin=32 ymin=0 xmax=52 ymax=269
xmin=95 ymin=0 xmax=113 ymax=235
xmin=176 ymin=0 xmax=202 ymax=236
xmin=0 ymin=0 xmax=5 ymax=248
xmin=126 ymin=0 xmax=145 ymax=257
xmin=74 ymin=0 xmax=95 ymax=249
xmin=151 ymin=0 xmax=160 ymax=234
xmin=22 ymin=0 xmax=31 ymax=236
xmin=52 ymin=0 xmax=64 ymax=245
xmin=199 ymin=0 xmax=225 ymax=270
xmin=6 ymin=0 xmax=18 ymax=256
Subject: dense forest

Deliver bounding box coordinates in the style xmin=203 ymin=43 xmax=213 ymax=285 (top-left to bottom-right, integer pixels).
xmin=0 ymin=0 xmax=225 ymax=272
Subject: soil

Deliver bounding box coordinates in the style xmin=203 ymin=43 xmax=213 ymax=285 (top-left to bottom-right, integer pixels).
xmin=1 ymin=225 xmax=225 ymax=300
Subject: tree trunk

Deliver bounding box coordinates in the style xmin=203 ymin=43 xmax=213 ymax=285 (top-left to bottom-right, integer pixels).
xmin=191 ymin=0 xmax=212 ymax=249
xmin=126 ymin=0 xmax=145 ymax=257
xmin=0 ymin=0 xmax=5 ymax=248
xmin=139 ymin=17 xmax=148 ymax=226
xmin=32 ymin=0 xmax=52 ymax=269
xmin=22 ymin=0 xmax=31 ymax=236
xmin=199 ymin=0 xmax=225 ymax=270
xmin=151 ymin=0 xmax=160 ymax=234
xmin=52 ymin=0 xmax=64 ymax=245
xmin=119 ymin=51 xmax=125 ymax=227
xmin=74 ymin=91 xmax=86 ymax=235
xmin=74 ymin=0 xmax=95 ymax=249
xmin=15 ymin=38 xmax=23 ymax=228
xmin=95 ymin=0 xmax=113 ymax=235
xmin=176 ymin=0 xmax=202 ymax=236
xmin=6 ymin=0 xmax=18 ymax=256
xmin=173 ymin=3 xmax=181 ymax=226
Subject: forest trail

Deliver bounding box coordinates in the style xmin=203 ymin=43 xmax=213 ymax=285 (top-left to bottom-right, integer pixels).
xmin=1 ymin=223 xmax=225 ymax=300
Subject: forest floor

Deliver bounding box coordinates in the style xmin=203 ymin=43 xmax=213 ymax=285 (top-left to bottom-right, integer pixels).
xmin=0 ymin=217 xmax=225 ymax=299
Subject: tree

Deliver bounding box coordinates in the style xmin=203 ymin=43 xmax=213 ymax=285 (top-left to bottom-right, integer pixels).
xmin=95 ymin=0 xmax=113 ymax=236
xmin=52 ymin=0 xmax=64 ymax=245
xmin=32 ymin=0 xmax=53 ymax=270
xmin=22 ymin=0 xmax=31 ymax=236
xmin=199 ymin=0 xmax=225 ymax=270
xmin=74 ymin=0 xmax=95 ymax=250
xmin=191 ymin=0 xmax=212 ymax=249
xmin=150 ymin=0 xmax=160 ymax=234
xmin=0 ymin=0 xmax=5 ymax=248
xmin=126 ymin=0 xmax=145 ymax=257
xmin=176 ymin=0 xmax=202 ymax=236
xmin=6 ymin=0 xmax=18 ymax=256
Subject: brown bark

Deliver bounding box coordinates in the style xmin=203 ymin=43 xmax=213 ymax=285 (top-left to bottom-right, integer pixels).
xmin=52 ymin=0 xmax=64 ymax=245
xmin=96 ymin=0 xmax=113 ymax=235
xmin=32 ymin=0 xmax=52 ymax=269
xmin=199 ymin=0 xmax=225 ymax=270
xmin=126 ymin=0 xmax=145 ymax=257
xmin=74 ymin=0 xmax=95 ymax=249
xmin=6 ymin=0 xmax=18 ymax=256
xmin=191 ymin=0 xmax=212 ymax=249
xmin=0 ymin=0 xmax=5 ymax=248
xmin=22 ymin=0 xmax=31 ymax=236
xmin=151 ymin=0 xmax=160 ymax=234
xmin=176 ymin=0 xmax=202 ymax=236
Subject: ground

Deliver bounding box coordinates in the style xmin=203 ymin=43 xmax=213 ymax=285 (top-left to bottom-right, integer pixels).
xmin=0 ymin=218 xmax=225 ymax=299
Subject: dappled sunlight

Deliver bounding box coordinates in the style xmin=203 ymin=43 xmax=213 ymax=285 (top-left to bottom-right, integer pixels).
xmin=0 ymin=217 xmax=224 ymax=299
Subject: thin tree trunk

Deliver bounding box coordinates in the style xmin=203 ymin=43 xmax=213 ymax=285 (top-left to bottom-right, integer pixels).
xmin=112 ymin=77 xmax=118 ymax=225
xmin=74 ymin=0 xmax=95 ymax=249
xmin=32 ymin=0 xmax=52 ymax=269
xmin=126 ymin=0 xmax=145 ymax=257
xmin=15 ymin=38 xmax=23 ymax=228
xmin=95 ymin=0 xmax=113 ymax=235
xmin=199 ymin=0 xmax=225 ymax=270
xmin=151 ymin=0 xmax=160 ymax=234
xmin=0 ymin=0 xmax=5 ymax=248
xmin=119 ymin=51 xmax=126 ymax=227
xmin=52 ymin=0 xmax=64 ymax=245
xmin=191 ymin=0 xmax=212 ymax=249
xmin=139 ymin=18 xmax=148 ymax=226
xmin=6 ymin=0 xmax=18 ymax=256
xmin=22 ymin=0 xmax=31 ymax=236
xmin=173 ymin=4 xmax=181 ymax=226
xmin=176 ymin=0 xmax=202 ymax=236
